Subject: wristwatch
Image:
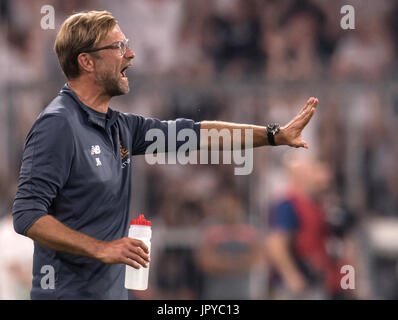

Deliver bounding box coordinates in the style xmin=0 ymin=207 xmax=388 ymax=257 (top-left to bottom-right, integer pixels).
xmin=266 ymin=123 xmax=280 ymax=146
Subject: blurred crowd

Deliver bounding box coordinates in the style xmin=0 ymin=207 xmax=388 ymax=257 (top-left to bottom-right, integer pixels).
xmin=1 ymin=0 xmax=398 ymax=299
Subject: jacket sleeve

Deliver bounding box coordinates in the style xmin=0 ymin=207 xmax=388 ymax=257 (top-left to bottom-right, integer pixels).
xmin=126 ymin=114 xmax=201 ymax=155
xmin=12 ymin=114 xmax=75 ymax=235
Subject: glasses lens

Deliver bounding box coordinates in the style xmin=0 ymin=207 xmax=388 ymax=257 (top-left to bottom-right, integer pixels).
xmin=121 ymin=39 xmax=129 ymax=56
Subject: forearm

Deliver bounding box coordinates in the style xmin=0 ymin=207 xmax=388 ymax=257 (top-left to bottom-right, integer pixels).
xmin=199 ymin=97 xmax=318 ymax=150
xmin=266 ymin=233 xmax=302 ymax=280
xmin=24 ymin=214 xmax=150 ymax=269
xmin=26 ymin=215 xmax=103 ymax=259
xmin=200 ymin=121 xmax=270 ymax=150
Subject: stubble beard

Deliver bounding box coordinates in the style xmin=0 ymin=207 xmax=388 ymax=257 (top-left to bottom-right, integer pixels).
xmin=95 ymin=68 xmax=130 ymax=97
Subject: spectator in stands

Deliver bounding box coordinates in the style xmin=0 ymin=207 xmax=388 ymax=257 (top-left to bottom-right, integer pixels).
xmin=196 ymin=191 xmax=263 ymax=299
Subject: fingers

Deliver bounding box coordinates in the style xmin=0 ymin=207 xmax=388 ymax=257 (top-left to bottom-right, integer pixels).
xmin=300 ymin=141 xmax=309 ymax=149
xmin=299 ymin=97 xmax=318 ymax=117
xmin=127 ymin=238 xmax=150 ymax=262
xmin=301 ymin=106 xmax=316 ymax=127
xmin=125 ymin=250 xmax=149 ymax=269
xmin=129 ymin=238 xmax=149 ymax=254
xmin=296 ymin=98 xmax=317 ymax=129
xmin=310 ymin=98 xmax=318 ymax=112
xmin=127 ymin=239 xmax=150 ymax=262
xmin=122 ymin=256 xmax=142 ymax=269
xmin=283 ymin=97 xmax=318 ymax=149
xmin=292 ymin=139 xmax=309 ymax=149
xmin=297 ymin=98 xmax=311 ymax=115
xmin=99 ymin=238 xmax=151 ymax=268
xmin=299 ymin=97 xmax=317 ymax=116
xmin=128 ymin=244 xmax=150 ymax=262
xmin=122 ymin=238 xmax=151 ymax=269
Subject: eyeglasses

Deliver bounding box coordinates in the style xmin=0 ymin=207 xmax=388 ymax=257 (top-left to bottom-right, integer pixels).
xmin=82 ymin=39 xmax=129 ymax=56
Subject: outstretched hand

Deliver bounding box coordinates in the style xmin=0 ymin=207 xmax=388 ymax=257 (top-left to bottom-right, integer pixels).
xmin=274 ymin=97 xmax=318 ymax=149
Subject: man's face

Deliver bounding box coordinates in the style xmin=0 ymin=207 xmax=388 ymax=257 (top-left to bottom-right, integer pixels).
xmin=92 ymin=24 xmax=135 ymax=97
xmin=288 ymin=158 xmax=332 ymax=197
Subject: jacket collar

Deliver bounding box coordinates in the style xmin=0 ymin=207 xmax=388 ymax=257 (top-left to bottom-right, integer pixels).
xmin=60 ymin=84 xmax=119 ymax=129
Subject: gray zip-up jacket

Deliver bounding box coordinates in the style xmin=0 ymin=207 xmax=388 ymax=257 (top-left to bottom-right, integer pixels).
xmin=12 ymin=84 xmax=200 ymax=299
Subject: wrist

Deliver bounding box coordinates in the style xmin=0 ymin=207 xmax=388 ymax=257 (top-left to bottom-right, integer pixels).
xmin=274 ymin=127 xmax=286 ymax=146
xmin=91 ymin=239 xmax=107 ymax=261
xmin=266 ymin=123 xmax=286 ymax=146
xmin=266 ymin=123 xmax=282 ymax=146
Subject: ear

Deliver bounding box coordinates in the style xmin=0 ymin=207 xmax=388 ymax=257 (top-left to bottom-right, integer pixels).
xmin=77 ymin=52 xmax=96 ymax=74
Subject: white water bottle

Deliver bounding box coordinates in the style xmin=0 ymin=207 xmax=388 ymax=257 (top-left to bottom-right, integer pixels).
xmin=124 ymin=214 xmax=152 ymax=290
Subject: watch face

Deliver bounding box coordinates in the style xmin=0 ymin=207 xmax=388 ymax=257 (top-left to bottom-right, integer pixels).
xmin=267 ymin=124 xmax=279 ymax=146
xmin=268 ymin=124 xmax=280 ymax=133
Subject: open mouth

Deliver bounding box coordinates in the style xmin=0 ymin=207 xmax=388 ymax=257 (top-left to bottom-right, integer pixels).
xmin=120 ymin=65 xmax=130 ymax=79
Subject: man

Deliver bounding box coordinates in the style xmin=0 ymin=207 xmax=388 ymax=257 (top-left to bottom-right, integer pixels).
xmin=12 ymin=11 xmax=318 ymax=299
xmin=265 ymin=152 xmax=345 ymax=299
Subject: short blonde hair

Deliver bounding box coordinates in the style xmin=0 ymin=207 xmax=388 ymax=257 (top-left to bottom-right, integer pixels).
xmin=54 ymin=10 xmax=117 ymax=79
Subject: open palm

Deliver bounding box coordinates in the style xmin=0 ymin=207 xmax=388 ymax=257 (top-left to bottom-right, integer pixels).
xmin=276 ymin=97 xmax=318 ymax=149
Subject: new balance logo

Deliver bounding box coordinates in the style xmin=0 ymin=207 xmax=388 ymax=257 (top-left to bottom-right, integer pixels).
xmin=91 ymin=145 xmax=101 ymax=155
xmin=95 ymin=158 xmax=102 ymax=166
xmin=90 ymin=145 xmax=102 ymax=166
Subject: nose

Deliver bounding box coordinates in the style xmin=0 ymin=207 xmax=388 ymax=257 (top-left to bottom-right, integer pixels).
xmin=124 ymin=47 xmax=135 ymax=60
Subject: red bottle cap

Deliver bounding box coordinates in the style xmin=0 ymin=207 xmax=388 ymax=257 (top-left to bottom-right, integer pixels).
xmin=130 ymin=214 xmax=151 ymax=226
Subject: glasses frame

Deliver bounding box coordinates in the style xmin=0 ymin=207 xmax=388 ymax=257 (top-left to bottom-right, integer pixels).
xmin=82 ymin=39 xmax=129 ymax=56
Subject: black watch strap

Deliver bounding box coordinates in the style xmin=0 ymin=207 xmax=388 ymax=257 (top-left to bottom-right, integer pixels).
xmin=266 ymin=123 xmax=280 ymax=146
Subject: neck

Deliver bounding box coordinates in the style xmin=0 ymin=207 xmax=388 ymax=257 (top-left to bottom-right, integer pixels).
xmin=68 ymin=77 xmax=110 ymax=114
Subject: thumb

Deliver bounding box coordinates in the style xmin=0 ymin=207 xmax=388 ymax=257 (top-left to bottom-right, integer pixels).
xmin=295 ymin=140 xmax=309 ymax=149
